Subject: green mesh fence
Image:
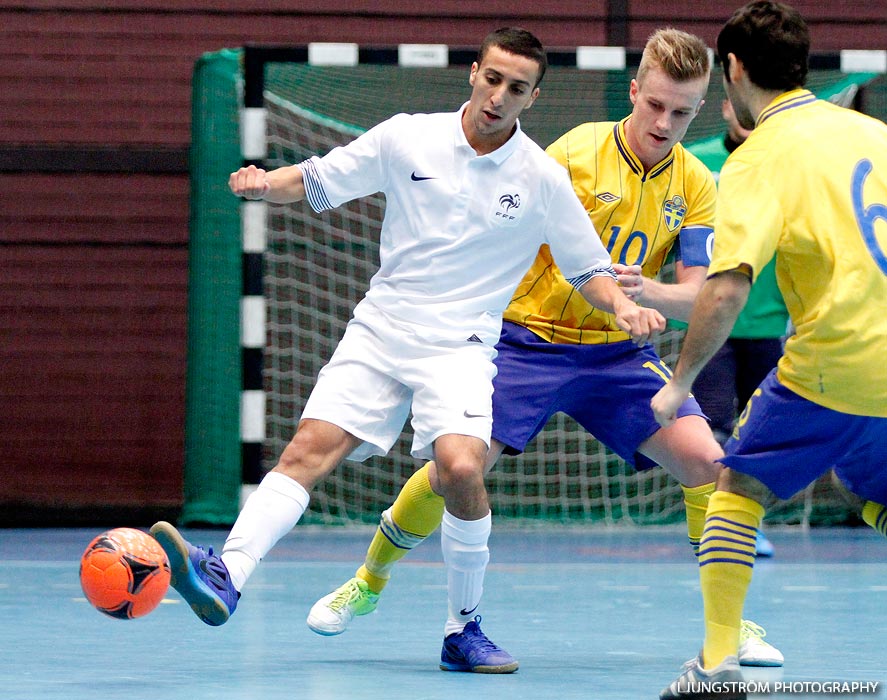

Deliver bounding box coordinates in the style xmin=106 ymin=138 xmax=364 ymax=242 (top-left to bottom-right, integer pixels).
xmin=261 ymin=63 xmax=884 ymax=150
xmin=187 ymin=48 xmax=885 ymax=526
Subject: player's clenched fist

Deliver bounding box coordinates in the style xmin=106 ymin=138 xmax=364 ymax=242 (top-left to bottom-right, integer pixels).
xmin=229 ymin=164 xmax=271 ymax=200
xmin=614 ymin=301 xmax=665 ymax=347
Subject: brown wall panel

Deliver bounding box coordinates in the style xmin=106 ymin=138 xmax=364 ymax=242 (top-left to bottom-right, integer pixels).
xmin=629 ymin=0 xmax=887 ymax=21
xmin=1 ymin=9 xmax=608 ymax=147
xmin=0 ymin=173 xmax=189 ymax=244
xmin=0 ymin=243 xmax=187 ymax=516
xmin=3 ymin=4 xmax=884 ymax=148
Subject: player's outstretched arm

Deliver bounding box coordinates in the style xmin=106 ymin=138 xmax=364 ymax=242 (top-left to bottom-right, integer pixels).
xmin=613 ymin=261 xmax=707 ymax=322
xmin=228 ymin=163 xmax=306 ymax=204
xmin=578 ymin=275 xmax=666 ymax=346
xmin=651 ymin=270 xmax=750 ymax=427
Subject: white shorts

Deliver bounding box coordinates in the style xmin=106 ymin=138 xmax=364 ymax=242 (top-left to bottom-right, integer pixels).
xmin=301 ymin=302 xmax=498 ymax=462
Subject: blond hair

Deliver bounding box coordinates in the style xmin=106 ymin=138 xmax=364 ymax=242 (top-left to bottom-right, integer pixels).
xmin=637 ymin=28 xmax=711 ymax=84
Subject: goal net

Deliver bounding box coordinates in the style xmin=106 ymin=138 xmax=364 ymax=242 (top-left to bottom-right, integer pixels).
xmin=258 ymin=57 xmax=877 ymax=527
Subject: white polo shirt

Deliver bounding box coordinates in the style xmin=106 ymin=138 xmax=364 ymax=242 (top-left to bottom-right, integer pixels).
xmin=299 ymin=105 xmax=614 ymax=344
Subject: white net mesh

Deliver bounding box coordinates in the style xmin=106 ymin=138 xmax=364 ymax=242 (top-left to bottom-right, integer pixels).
xmin=261 ymin=66 xmax=857 ymax=527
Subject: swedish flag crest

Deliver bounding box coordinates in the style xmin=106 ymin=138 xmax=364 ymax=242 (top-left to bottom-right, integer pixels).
xmin=663 ymin=195 xmax=687 ymax=232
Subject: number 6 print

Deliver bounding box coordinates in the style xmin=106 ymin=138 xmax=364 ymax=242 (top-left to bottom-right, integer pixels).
xmin=852 ymin=159 xmax=887 ymax=275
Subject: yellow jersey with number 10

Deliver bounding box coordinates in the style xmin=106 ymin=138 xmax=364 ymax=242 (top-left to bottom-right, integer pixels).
xmin=504 ymin=118 xmax=717 ymax=345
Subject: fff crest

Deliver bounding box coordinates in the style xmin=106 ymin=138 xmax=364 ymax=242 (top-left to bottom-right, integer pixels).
xmin=663 ymin=195 xmax=687 ymax=232
xmin=492 ymin=191 xmax=522 ymax=225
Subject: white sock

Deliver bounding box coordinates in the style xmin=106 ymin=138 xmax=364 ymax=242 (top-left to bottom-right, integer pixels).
xmin=221 ymin=471 xmax=310 ymax=591
xmin=440 ymin=509 xmax=491 ymax=637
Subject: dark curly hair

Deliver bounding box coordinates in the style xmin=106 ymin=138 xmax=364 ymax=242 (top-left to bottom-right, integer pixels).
xmin=718 ymin=1 xmax=809 ymax=90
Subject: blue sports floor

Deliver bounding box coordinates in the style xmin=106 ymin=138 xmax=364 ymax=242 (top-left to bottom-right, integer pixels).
xmin=2 ymin=526 xmax=884 ymax=700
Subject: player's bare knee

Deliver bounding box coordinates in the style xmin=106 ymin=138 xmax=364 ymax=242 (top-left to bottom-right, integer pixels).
xmin=436 ymin=458 xmax=484 ymax=492
xmin=433 ymin=435 xmax=487 ymax=492
xmin=642 ymin=419 xmax=724 ymax=486
xmin=687 ymin=447 xmax=724 ymax=481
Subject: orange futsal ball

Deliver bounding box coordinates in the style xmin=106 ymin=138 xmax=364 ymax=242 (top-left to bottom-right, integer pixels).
xmin=79 ymin=527 xmax=171 ymax=619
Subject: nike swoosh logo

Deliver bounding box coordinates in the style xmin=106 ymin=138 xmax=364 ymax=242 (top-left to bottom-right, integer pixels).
xmin=460 ymin=604 xmax=479 ymax=616
xmin=463 ymin=410 xmax=487 ymax=418
xmin=198 ymin=558 xmax=228 ymax=589
xmin=411 ymin=172 xmax=436 ymax=181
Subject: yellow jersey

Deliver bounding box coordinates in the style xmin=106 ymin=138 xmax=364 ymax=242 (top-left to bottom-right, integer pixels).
xmin=504 ymin=118 xmax=717 ymax=344
xmin=713 ymin=89 xmax=887 ymax=417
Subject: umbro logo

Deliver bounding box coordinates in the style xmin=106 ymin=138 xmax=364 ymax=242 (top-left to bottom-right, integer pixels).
xmin=466 ymin=334 xmax=483 ymax=343
xmin=596 ymin=191 xmax=620 ymax=203
xmin=411 ymin=171 xmax=436 ymax=181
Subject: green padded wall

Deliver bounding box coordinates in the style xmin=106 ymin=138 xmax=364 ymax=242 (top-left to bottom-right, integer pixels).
xmin=182 ymin=49 xmax=243 ymax=524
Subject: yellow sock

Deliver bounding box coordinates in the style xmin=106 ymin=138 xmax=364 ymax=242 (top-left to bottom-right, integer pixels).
xmin=356 ymin=463 xmax=445 ymax=594
xmin=862 ymin=501 xmax=887 ymax=537
xmin=698 ymin=490 xmax=764 ymax=668
xmin=682 ymin=482 xmax=716 ymax=554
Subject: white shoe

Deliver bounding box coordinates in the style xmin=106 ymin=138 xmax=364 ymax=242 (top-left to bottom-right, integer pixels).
xmin=738 ymin=619 xmax=784 ymax=667
xmin=307 ymin=577 xmax=380 ymax=636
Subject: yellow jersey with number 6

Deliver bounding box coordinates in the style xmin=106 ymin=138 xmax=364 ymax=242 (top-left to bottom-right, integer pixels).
xmin=712 ymin=89 xmax=887 ymax=417
xmin=504 ymin=118 xmax=716 ymax=345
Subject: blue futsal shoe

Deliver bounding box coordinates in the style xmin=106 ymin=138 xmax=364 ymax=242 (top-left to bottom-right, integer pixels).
xmin=755 ymin=530 xmax=774 ymax=557
xmin=439 ymin=616 xmax=519 ymax=674
xmin=149 ymin=521 xmax=240 ymax=626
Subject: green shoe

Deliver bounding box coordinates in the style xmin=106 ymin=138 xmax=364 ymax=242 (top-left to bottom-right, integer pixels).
xmin=307 ymin=577 xmax=380 ymax=636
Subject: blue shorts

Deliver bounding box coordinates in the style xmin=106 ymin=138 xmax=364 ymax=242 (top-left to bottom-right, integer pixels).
xmin=491 ymin=321 xmax=704 ymax=470
xmin=722 ymin=370 xmax=887 ymax=503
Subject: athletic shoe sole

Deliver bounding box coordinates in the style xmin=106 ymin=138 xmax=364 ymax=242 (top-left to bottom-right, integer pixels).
xmin=150 ymin=521 xmax=231 ymax=626
xmin=439 ymin=660 xmax=519 ymax=674
xmin=307 ymin=618 xmax=344 ymax=636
